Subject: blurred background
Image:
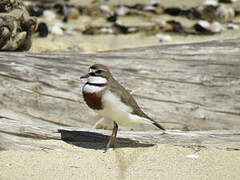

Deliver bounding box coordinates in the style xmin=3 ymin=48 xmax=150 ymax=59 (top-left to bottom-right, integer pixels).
xmin=24 ymin=0 xmax=240 ymax=52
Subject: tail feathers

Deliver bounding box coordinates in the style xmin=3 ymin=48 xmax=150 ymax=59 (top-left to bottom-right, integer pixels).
xmin=152 ymin=121 xmax=165 ymax=131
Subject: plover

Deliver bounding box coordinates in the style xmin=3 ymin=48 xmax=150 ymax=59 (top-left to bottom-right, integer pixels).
xmin=81 ymin=64 xmax=165 ymax=149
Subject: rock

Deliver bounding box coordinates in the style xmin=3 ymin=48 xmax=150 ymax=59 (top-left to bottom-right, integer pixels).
xmin=68 ymin=8 xmax=79 ymax=19
xmin=36 ymin=22 xmax=49 ymax=37
xmin=27 ymin=5 xmax=44 ymax=17
xmin=216 ymin=4 xmax=235 ymax=22
xmin=209 ymin=21 xmax=224 ymax=32
xmin=43 ymin=10 xmax=56 ymax=22
xmin=155 ymin=33 xmax=172 ymax=42
xmin=116 ymin=6 xmax=129 ymax=16
xmin=50 ymin=23 xmax=64 ymax=35
xmin=227 ymin=23 xmax=239 ymax=29
xmin=204 ymin=0 xmax=218 ymax=6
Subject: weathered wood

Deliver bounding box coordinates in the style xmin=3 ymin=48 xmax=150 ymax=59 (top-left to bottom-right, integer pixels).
xmin=0 ymin=38 xmax=240 ymax=150
xmin=0 ymin=117 xmax=240 ymax=151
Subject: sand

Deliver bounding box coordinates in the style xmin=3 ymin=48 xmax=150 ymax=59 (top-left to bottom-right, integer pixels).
xmin=0 ymin=140 xmax=240 ymax=180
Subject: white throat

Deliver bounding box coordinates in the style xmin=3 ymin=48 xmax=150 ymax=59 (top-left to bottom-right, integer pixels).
xmin=83 ymin=76 xmax=107 ymax=93
xmin=88 ymin=76 xmax=107 ymax=84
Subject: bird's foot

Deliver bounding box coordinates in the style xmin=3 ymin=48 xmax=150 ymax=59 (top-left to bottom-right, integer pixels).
xmin=104 ymin=137 xmax=117 ymax=153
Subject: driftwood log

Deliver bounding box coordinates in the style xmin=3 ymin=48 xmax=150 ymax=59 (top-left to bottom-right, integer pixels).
xmin=0 ymin=0 xmax=37 ymax=51
xmin=0 ymin=38 xmax=240 ymax=151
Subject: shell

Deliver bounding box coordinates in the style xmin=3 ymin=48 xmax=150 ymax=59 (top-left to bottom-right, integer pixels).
xmin=227 ymin=23 xmax=239 ymax=29
xmin=216 ymin=5 xmax=235 ymax=22
xmin=197 ymin=20 xmax=211 ymax=29
xmin=50 ymin=23 xmax=64 ymax=35
xmin=209 ymin=21 xmax=224 ymax=32
xmin=116 ymin=6 xmax=129 ymax=16
xmin=43 ymin=10 xmax=56 ymax=22
xmin=204 ymin=0 xmax=218 ymax=6
xmin=155 ymin=33 xmax=172 ymax=42
xmin=68 ymin=8 xmax=79 ymax=19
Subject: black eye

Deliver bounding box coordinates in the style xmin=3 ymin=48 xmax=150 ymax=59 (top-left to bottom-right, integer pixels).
xmin=95 ymin=70 xmax=102 ymax=74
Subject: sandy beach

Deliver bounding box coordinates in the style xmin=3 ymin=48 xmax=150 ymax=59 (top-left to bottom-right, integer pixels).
xmin=1 ymin=141 xmax=240 ymax=180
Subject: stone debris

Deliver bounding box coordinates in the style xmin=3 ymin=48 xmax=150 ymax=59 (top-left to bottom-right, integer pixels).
xmin=22 ymin=0 xmax=240 ymax=39
xmin=43 ymin=10 xmax=56 ymax=22
xmin=1 ymin=0 xmax=239 ymax=50
xmin=227 ymin=23 xmax=239 ymax=29
xmin=155 ymin=33 xmax=172 ymax=42
xmin=36 ymin=22 xmax=48 ymax=37
xmin=50 ymin=23 xmax=64 ymax=35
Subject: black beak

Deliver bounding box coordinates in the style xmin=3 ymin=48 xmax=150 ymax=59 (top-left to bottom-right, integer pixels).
xmin=80 ymin=73 xmax=89 ymax=79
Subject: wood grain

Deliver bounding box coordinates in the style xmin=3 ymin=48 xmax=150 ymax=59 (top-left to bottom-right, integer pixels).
xmin=0 ymin=38 xmax=239 ymax=150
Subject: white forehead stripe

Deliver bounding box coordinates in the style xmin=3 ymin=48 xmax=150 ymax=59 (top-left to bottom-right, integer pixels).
xmin=88 ymin=76 xmax=107 ymax=84
xmin=88 ymin=68 xmax=94 ymax=73
xmin=83 ymin=84 xmax=105 ymax=93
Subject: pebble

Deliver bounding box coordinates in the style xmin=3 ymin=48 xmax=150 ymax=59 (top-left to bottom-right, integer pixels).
xmin=99 ymin=5 xmax=112 ymax=14
xmin=186 ymin=154 xmax=199 ymax=159
xmin=28 ymin=5 xmax=43 ymax=17
xmin=107 ymin=13 xmax=117 ymax=22
xmin=36 ymin=22 xmax=48 ymax=37
xmin=101 ymin=27 xmax=114 ymax=33
xmin=195 ymin=20 xmax=224 ymax=33
xmin=43 ymin=10 xmax=56 ymax=22
xmin=68 ymin=8 xmax=80 ymax=19
xmin=143 ymin=5 xmax=156 ymax=12
xmin=113 ymin=21 xmax=129 ymax=34
xmin=116 ymin=6 xmax=129 ymax=16
xmin=194 ymin=20 xmax=211 ymax=33
xmin=227 ymin=23 xmax=239 ymax=29
xmin=65 ymin=28 xmax=77 ymax=35
xmin=155 ymin=33 xmax=172 ymax=42
xmin=216 ymin=4 xmax=235 ymax=22
xmin=209 ymin=21 xmax=225 ymax=32
xmin=197 ymin=20 xmax=210 ymax=29
xmin=204 ymin=0 xmax=218 ymax=6
xmin=54 ymin=3 xmax=65 ymax=16
xmin=50 ymin=23 xmax=64 ymax=35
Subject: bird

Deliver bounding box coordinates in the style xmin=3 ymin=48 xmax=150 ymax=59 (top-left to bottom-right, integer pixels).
xmin=80 ymin=64 xmax=165 ymax=149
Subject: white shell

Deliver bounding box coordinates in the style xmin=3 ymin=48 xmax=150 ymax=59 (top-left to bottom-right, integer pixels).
xmin=155 ymin=33 xmax=172 ymax=42
xmin=116 ymin=6 xmax=129 ymax=16
xmin=101 ymin=28 xmax=114 ymax=33
xmin=186 ymin=154 xmax=199 ymax=159
xmin=143 ymin=6 xmax=156 ymax=11
xmin=100 ymin=5 xmax=111 ymax=13
xmin=209 ymin=21 xmax=224 ymax=32
xmin=43 ymin=10 xmax=56 ymax=22
xmin=50 ymin=23 xmax=64 ymax=35
xmin=204 ymin=0 xmax=218 ymax=6
xmin=216 ymin=5 xmax=235 ymax=22
xmin=197 ymin=20 xmax=210 ymax=29
xmin=227 ymin=23 xmax=239 ymax=30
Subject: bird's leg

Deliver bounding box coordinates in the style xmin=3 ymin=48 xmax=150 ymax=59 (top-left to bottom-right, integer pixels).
xmin=106 ymin=122 xmax=118 ymax=149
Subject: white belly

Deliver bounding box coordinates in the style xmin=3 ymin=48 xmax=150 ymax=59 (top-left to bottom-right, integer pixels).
xmin=96 ymin=90 xmax=152 ymax=126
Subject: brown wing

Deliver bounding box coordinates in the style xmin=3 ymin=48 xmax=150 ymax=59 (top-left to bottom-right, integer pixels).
xmin=109 ymin=78 xmax=165 ymax=130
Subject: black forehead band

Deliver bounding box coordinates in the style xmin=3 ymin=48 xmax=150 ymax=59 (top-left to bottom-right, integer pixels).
xmin=89 ymin=72 xmax=97 ymax=76
xmin=90 ymin=66 xmax=97 ymax=69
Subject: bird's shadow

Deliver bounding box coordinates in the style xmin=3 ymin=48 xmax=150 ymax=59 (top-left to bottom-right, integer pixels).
xmin=58 ymin=129 xmax=154 ymax=150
